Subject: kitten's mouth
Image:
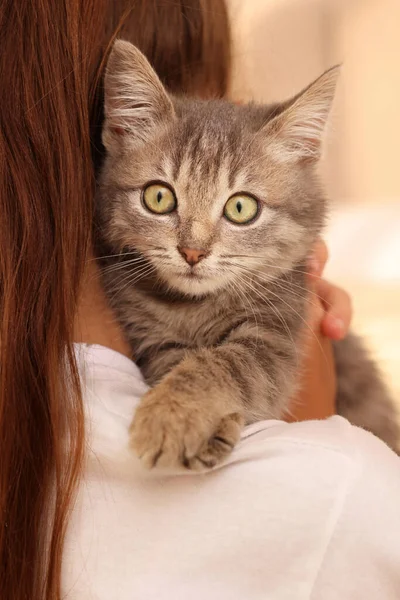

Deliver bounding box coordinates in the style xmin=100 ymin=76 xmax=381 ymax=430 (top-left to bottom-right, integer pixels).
xmin=173 ymin=269 xmax=209 ymax=285
xmin=173 ymin=265 xmax=205 ymax=280
xmin=166 ymin=267 xmax=224 ymax=296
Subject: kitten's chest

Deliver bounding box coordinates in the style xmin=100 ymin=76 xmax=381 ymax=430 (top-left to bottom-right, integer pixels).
xmin=115 ymin=285 xmax=241 ymax=354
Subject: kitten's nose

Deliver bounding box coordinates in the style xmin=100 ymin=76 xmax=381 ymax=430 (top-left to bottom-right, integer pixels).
xmin=178 ymin=246 xmax=207 ymax=266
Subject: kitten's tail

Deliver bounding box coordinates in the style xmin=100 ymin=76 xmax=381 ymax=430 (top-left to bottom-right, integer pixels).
xmin=334 ymin=332 xmax=400 ymax=454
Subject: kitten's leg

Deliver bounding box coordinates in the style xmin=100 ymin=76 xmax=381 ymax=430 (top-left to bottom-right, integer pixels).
xmin=130 ymin=326 xmax=297 ymax=470
xmin=334 ymin=332 xmax=400 ymax=452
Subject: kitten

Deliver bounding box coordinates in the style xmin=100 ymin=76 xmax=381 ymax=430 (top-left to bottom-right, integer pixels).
xmin=95 ymin=40 xmax=399 ymax=470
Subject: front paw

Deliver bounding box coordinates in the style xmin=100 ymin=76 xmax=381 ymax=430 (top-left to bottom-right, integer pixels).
xmin=130 ymin=386 xmax=244 ymax=471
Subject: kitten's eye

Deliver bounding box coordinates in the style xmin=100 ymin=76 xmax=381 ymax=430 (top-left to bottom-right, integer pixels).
xmin=142 ymin=183 xmax=177 ymax=214
xmin=224 ymin=194 xmax=259 ymax=224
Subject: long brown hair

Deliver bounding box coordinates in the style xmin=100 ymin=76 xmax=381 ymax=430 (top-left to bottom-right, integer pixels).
xmin=0 ymin=1 xmax=230 ymax=598
xmin=121 ymin=0 xmax=231 ymax=96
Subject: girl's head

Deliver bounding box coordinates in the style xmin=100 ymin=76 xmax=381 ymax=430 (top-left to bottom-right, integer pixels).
xmin=0 ymin=1 xmax=230 ymax=598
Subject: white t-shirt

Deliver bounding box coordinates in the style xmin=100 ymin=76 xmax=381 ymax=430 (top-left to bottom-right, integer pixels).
xmin=63 ymin=343 xmax=400 ymax=599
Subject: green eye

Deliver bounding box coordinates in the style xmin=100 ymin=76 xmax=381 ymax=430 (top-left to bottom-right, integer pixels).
xmin=143 ymin=183 xmax=177 ymax=214
xmin=224 ymin=194 xmax=259 ymax=224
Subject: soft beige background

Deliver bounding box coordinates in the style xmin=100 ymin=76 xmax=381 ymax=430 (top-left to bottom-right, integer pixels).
xmin=227 ymin=0 xmax=400 ymax=402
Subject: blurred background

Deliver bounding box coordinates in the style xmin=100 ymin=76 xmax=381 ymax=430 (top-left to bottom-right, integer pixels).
xmin=227 ymin=0 xmax=400 ymax=404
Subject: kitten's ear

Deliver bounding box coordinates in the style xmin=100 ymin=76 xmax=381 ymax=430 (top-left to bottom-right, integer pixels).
xmin=103 ymin=40 xmax=175 ymax=150
xmin=262 ymin=66 xmax=340 ymax=162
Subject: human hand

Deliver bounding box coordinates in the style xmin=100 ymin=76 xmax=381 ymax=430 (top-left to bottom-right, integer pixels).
xmin=285 ymin=240 xmax=353 ymax=422
xmin=308 ymin=240 xmax=352 ymax=341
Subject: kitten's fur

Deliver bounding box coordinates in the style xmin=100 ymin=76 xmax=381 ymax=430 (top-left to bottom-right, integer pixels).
xmin=95 ymin=40 xmax=399 ymax=469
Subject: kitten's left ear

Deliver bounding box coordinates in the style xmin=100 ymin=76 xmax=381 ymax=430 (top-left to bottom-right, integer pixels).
xmin=103 ymin=39 xmax=175 ymax=150
xmin=262 ymin=66 xmax=340 ymax=162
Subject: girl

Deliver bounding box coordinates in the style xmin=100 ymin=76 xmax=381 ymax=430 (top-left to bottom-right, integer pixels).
xmin=1 ymin=1 xmax=397 ymax=598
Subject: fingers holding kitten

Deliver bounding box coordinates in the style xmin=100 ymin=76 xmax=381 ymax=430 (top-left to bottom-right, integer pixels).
xmin=317 ymin=279 xmax=352 ymax=340
xmin=307 ymin=239 xmax=353 ymax=340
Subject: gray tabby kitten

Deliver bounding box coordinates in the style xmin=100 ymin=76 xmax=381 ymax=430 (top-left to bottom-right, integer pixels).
xmin=95 ymin=40 xmax=399 ymax=470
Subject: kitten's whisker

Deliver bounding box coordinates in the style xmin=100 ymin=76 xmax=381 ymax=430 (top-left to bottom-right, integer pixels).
xmin=238 ymin=271 xmax=328 ymax=366
xmin=240 ymin=265 xmax=332 ymax=309
xmin=108 ymin=265 xmax=157 ymax=301
xmin=89 ymin=251 xmax=138 ymax=262
xmin=225 ymin=258 xmax=308 ymax=277
xmin=100 ymin=256 xmax=148 ymax=273
xmin=120 ymin=262 xmax=155 ymax=281
xmin=235 ymin=273 xmax=299 ymax=365
xmin=100 ymin=262 xmax=148 ymax=278
xmin=222 ymin=255 xmax=309 ymax=278
xmin=93 ymin=243 xmax=167 ymax=263
xmin=231 ymin=280 xmax=260 ymax=342
xmin=88 ymin=260 xmax=145 ymax=284
xmin=238 ymin=265 xmax=322 ymax=312
xmin=232 ymin=261 xmax=330 ymax=308
xmin=229 ymin=271 xmax=261 ymax=343
xmin=224 ymin=273 xmax=260 ymax=345
xmin=272 ymin=280 xmax=326 ymax=312
xmin=112 ymin=263 xmax=155 ymax=290
xmin=101 ymin=255 xmax=146 ymax=267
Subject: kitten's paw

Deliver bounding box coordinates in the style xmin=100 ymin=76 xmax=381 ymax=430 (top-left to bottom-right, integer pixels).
xmin=129 ymin=387 xmax=244 ymax=471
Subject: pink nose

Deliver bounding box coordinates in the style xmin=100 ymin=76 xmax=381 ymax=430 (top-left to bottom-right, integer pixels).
xmin=178 ymin=246 xmax=207 ymax=266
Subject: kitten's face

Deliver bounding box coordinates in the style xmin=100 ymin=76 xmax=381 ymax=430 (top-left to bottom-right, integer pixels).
xmin=98 ymin=41 xmax=337 ymax=297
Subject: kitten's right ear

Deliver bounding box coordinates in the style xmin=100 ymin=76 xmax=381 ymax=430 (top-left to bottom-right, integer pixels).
xmin=103 ymin=40 xmax=175 ymax=150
